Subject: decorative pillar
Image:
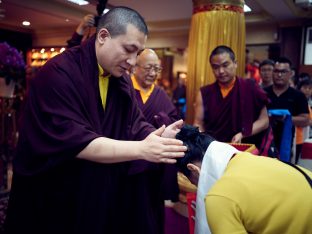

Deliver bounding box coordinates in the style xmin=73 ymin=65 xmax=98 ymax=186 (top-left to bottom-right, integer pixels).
xmin=186 ymin=0 xmax=246 ymax=124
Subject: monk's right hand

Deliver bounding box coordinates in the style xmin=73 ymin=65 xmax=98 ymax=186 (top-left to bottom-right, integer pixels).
xmin=140 ymin=125 xmax=187 ymax=164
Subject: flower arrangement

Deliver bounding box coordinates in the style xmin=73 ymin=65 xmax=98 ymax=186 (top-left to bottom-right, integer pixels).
xmin=0 ymin=42 xmax=25 ymax=85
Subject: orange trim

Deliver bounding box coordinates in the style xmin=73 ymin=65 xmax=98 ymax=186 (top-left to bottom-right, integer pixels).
xmin=219 ymin=77 xmax=236 ymax=98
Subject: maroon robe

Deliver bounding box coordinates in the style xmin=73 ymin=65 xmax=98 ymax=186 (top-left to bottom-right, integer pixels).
xmin=124 ymin=85 xmax=179 ymax=234
xmin=4 ymin=35 xmax=155 ymax=234
xmin=200 ymin=78 xmax=269 ymax=147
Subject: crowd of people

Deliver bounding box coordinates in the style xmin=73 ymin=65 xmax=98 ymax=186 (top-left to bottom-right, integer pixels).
xmin=2 ymin=5 xmax=312 ymax=234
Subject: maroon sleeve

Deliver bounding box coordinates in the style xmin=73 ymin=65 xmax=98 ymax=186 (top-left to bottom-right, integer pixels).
xmin=67 ymin=32 xmax=83 ymax=48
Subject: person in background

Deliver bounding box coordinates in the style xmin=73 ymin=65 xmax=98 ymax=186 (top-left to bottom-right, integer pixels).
xmin=295 ymin=72 xmax=311 ymax=89
xmin=245 ymin=54 xmax=261 ymax=84
xmin=296 ymin=78 xmax=312 ymax=158
xmin=259 ymin=59 xmax=274 ymax=88
xmin=193 ymin=45 xmax=269 ymax=150
xmin=176 ymin=125 xmax=312 ymax=234
xmin=264 ymin=57 xmax=309 ymax=161
xmin=4 ymin=7 xmax=187 ymax=234
xmin=67 ymin=14 xmax=95 ymax=48
xmin=172 ymin=73 xmax=187 ymax=119
xmin=126 ymin=48 xmax=180 ymax=234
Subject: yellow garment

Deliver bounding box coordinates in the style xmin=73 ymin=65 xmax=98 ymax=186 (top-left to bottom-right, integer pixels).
xmin=131 ymin=75 xmax=154 ymax=104
xmin=98 ymin=64 xmax=110 ymax=110
xmin=205 ymin=152 xmax=312 ymax=234
xmin=218 ymin=77 xmax=236 ymax=98
xmin=186 ymin=0 xmax=246 ymax=123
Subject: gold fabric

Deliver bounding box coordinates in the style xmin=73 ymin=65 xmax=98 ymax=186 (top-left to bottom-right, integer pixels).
xmin=98 ymin=64 xmax=110 ymax=110
xmin=186 ymin=0 xmax=246 ymax=124
xmin=131 ymin=75 xmax=155 ymax=104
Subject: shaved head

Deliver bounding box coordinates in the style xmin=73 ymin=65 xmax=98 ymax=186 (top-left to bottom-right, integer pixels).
xmin=134 ymin=49 xmax=162 ymax=89
xmin=137 ymin=49 xmax=159 ymax=64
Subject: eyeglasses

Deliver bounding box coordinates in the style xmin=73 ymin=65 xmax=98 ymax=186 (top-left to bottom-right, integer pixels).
xmin=137 ymin=64 xmax=163 ymax=73
xmin=273 ymin=69 xmax=291 ymax=76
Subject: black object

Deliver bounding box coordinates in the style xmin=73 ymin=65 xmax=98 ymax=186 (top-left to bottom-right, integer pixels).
xmin=94 ymin=0 xmax=108 ymax=27
xmin=282 ymin=161 xmax=312 ymax=189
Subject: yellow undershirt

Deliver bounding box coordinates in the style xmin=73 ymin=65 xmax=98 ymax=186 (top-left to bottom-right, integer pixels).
xmin=131 ymin=75 xmax=155 ymax=104
xmin=98 ymin=64 xmax=110 ymax=110
xmin=218 ymin=77 xmax=236 ymax=98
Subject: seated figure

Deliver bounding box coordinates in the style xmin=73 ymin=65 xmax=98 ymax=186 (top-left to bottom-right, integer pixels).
xmin=176 ymin=125 xmax=312 ymax=234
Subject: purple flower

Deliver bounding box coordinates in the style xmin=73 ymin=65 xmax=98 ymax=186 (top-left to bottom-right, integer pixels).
xmin=0 ymin=42 xmax=26 ymax=84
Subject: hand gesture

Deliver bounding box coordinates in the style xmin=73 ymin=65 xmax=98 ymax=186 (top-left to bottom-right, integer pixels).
xmin=76 ymin=14 xmax=95 ymax=35
xmin=161 ymin=119 xmax=184 ymax=138
xmin=140 ymin=125 xmax=187 ymax=164
xmin=231 ymin=132 xmax=243 ymax=143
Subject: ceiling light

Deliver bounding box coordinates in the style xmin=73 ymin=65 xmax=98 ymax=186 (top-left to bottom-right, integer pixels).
xmin=22 ymin=21 xmax=30 ymax=26
xmin=244 ymin=4 xmax=251 ymax=12
xmin=67 ymin=0 xmax=89 ymax=5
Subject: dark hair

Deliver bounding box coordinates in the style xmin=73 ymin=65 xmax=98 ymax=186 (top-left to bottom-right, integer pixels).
xmin=209 ymin=45 xmax=236 ymax=63
xmin=176 ymin=125 xmax=215 ymax=176
xmin=94 ymin=0 xmax=108 ymax=27
xmin=298 ymin=72 xmax=311 ymax=80
xmin=298 ymin=77 xmax=312 ymax=90
xmin=259 ymin=59 xmax=274 ymax=69
xmin=96 ymin=6 xmax=148 ymax=37
xmin=275 ymin=57 xmax=292 ymax=67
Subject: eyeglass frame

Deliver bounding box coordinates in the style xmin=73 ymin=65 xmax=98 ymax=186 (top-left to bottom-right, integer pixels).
xmin=273 ymin=69 xmax=291 ymax=76
xmin=136 ymin=64 xmax=163 ymax=74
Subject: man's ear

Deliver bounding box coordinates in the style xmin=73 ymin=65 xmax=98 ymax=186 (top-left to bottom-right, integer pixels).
xmin=97 ymin=28 xmax=110 ymax=45
xmin=187 ymin=163 xmax=200 ymax=176
xmin=234 ymin=60 xmax=238 ymax=69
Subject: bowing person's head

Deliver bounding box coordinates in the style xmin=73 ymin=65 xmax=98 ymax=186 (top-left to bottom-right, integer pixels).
xmin=176 ymin=125 xmax=215 ymax=185
xmin=95 ymin=7 xmax=148 ymax=77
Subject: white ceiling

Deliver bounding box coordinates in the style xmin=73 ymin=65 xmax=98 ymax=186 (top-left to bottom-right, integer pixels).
xmin=0 ymin=0 xmax=311 ymax=33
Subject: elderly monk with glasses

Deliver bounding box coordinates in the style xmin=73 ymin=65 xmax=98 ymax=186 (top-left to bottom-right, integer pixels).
xmin=124 ymin=48 xmax=181 ymax=234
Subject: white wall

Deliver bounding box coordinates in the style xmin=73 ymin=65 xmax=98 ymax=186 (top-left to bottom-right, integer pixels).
xmin=304 ymin=26 xmax=312 ymax=65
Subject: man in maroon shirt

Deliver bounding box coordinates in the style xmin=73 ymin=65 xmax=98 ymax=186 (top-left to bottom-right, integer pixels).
xmin=5 ymin=7 xmax=186 ymax=234
xmin=194 ymin=45 xmax=269 ymax=148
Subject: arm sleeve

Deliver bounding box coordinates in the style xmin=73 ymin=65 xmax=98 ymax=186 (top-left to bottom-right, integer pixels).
xmin=294 ymin=92 xmax=309 ymax=115
xmin=66 ymin=32 xmax=84 ymax=48
xmin=205 ymin=195 xmax=248 ymax=234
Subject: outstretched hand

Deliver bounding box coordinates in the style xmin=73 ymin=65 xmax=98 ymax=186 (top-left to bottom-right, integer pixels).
xmin=231 ymin=132 xmax=243 ymax=143
xmin=161 ymin=119 xmax=184 ymax=138
xmin=140 ymin=125 xmax=187 ymax=164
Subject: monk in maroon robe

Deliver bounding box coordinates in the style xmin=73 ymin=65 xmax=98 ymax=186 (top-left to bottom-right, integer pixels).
xmin=124 ymin=49 xmax=179 ymax=234
xmin=194 ymin=45 xmax=269 ymax=148
xmin=4 ymin=7 xmax=186 ymax=234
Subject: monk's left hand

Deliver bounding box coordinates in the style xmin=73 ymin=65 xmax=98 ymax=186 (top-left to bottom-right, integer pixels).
xmin=161 ymin=119 xmax=184 ymax=138
xmin=231 ymin=132 xmax=243 ymax=143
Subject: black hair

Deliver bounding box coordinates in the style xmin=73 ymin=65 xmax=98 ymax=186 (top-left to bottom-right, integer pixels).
xmin=209 ymin=45 xmax=236 ymax=63
xmin=275 ymin=57 xmax=292 ymax=67
xmin=298 ymin=72 xmax=311 ymax=80
xmin=298 ymin=77 xmax=312 ymax=90
xmin=93 ymin=0 xmax=108 ymax=27
xmin=96 ymin=6 xmax=148 ymax=37
xmin=259 ymin=59 xmax=274 ymax=69
xmin=176 ymin=125 xmax=215 ymax=176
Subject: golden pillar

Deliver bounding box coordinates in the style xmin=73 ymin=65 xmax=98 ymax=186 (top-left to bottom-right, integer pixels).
xmin=186 ymin=0 xmax=246 ymax=124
